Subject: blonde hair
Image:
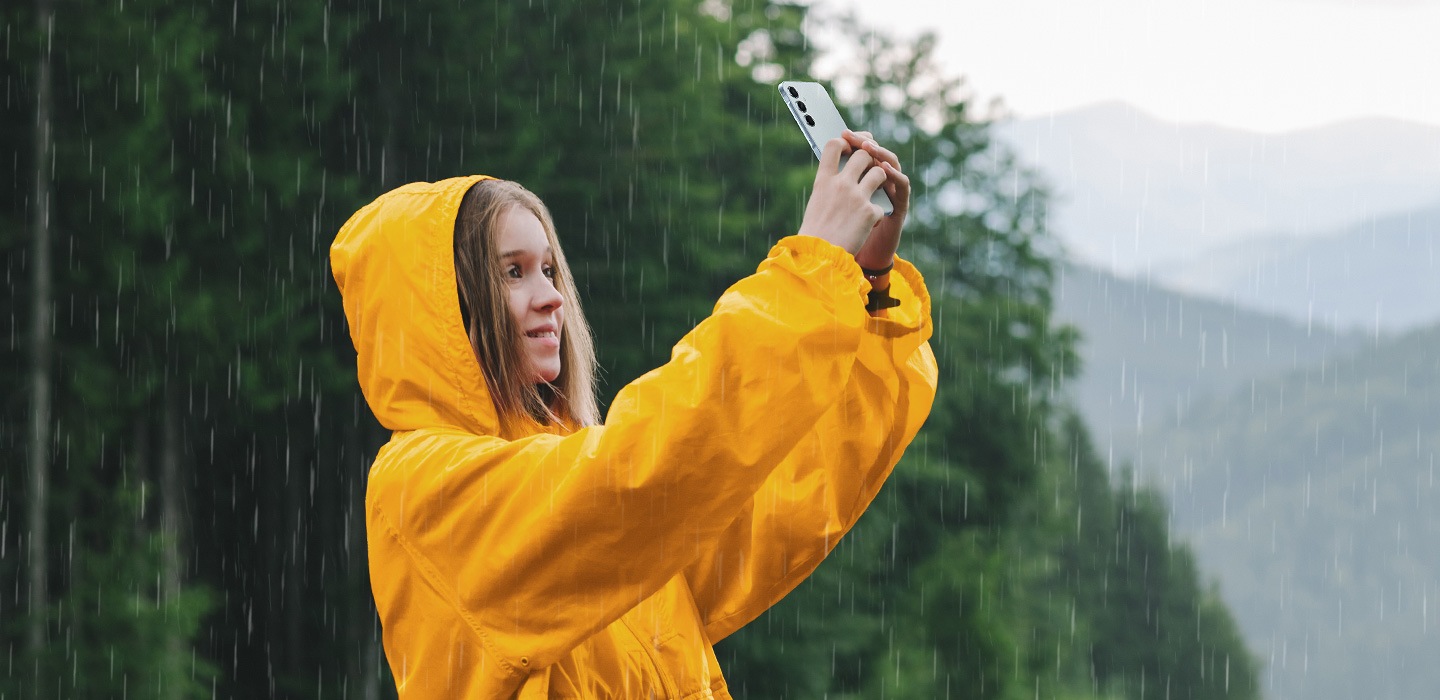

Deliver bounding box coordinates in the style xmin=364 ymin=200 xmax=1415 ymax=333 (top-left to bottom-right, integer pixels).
xmin=453 ymin=180 xmax=600 ymax=435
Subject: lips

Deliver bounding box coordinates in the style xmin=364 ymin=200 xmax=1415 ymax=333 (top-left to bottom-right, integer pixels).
xmin=524 ymin=324 xmax=560 ymax=348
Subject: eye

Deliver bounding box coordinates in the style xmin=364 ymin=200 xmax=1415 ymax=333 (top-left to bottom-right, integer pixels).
xmin=543 ymin=265 xmax=557 ymax=280
xmin=505 ymin=264 xmax=523 ymax=279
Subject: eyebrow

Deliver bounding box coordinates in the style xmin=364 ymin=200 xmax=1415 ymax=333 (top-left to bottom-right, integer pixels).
xmin=500 ymin=247 xmax=552 ymax=259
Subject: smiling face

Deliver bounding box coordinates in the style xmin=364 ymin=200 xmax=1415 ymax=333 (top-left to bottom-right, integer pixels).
xmin=452 ymin=179 xmax=599 ymax=432
xmin=496 ymin=206 xmax=565 ymax=384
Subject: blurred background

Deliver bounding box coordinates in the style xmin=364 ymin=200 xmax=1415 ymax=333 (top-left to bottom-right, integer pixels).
xmin=1 ymin=0 xmax=1434 ymax=698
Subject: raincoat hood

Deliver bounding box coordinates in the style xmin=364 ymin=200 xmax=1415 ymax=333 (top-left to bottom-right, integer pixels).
xmin=331 ymin=175 xmax=501 ymax=435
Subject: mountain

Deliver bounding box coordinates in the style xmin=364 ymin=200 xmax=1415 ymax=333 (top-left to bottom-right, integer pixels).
xmin=1158 ymin=201 xmax=1440 ymax=332
xmin=1130 ymin=322 xmax=1440 ymax=700
xmin=1054 ymin=262 xmax=1366 ymax=458
xmin=1042 ymin=103 xmax=1440 ymax=700
xmin=995 ymin=102 xmax=1440 ymax=274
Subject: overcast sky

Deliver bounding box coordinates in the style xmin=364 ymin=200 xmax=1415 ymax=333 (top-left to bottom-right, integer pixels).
xmin=827 ymin=0 xmax=1440 ymax=132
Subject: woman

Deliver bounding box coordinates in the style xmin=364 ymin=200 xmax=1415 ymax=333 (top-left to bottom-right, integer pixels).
xmin=330 ymin=131 xmax=937 ymax=698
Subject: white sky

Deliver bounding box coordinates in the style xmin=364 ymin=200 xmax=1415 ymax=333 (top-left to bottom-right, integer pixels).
xmin=826 ymin=0 xmax=1440 ymax=132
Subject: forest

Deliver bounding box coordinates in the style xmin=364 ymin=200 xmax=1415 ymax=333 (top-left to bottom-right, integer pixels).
xmin=1 ymin=0 xmax=1258 ymax=698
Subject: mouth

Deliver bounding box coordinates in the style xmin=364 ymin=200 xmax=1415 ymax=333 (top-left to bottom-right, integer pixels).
xmin=524 ymin=324 xmax=560 ymax=349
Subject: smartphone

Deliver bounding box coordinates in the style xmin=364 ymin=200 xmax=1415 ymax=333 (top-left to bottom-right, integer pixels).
xmin=778 ymin=80 xmax=895 ymax=216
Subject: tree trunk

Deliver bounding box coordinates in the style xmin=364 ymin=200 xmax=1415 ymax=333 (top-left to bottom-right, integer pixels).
xmin=160 ymin=383 xmax=185 ymax=700
xmin=26 ymin=0 xmax=55 ymax=662
xmin=375 ymin=23 xmax=402 ymax=191
xmin=284 ymin=422 xmax=305 ymax=684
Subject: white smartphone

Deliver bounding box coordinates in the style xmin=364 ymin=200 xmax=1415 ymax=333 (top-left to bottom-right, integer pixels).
xmin=778 ymin=80 xmax=895 ymax=216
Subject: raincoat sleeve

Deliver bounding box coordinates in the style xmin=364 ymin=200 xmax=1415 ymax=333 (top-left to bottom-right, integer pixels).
xmin=680 ymin=256 xmax=938 ymax=642
xmin=365 ymin=235 xmax=875 ymax=683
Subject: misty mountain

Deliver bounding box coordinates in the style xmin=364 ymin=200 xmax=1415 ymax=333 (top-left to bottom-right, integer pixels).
xmin=1054 ymin=261 xmax=1366 ymax=459
xmin=995 ymin=101 xmax=1440 ymax=274
xmin=1017 ymin=100 xmax=1440 ymax=700
xmin=1158 ymin=200 xmax=1440 ymax=332
xmin=1129 ymin=322 xmax=1440 ymax=700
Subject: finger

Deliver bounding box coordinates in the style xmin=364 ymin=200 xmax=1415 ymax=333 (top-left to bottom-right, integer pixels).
xmin=882 ymin=161 xmax=911 ymax=209
xmin=864 ymin=141 xmax=901 ymax=172
xmin=843 ymin=130 xmax=875 ymax=149
xmin=873 ymin=162 xmax=900 ymax=208
xmin=859 ymin=161 xmax=889 ymax=193
xmin=842 ymin=148 xmax=875 ymax=182
xmin=883 ymin=161 xmax=910 ymax=192
xmin=818 ymin=138 xmax=847 ymax=179
xmin=875 ymin=160 xmax=910 ymax=194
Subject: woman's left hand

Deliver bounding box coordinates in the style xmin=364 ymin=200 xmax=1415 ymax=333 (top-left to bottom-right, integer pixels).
xmin=844 ymin=130 xmax=910 ymax=274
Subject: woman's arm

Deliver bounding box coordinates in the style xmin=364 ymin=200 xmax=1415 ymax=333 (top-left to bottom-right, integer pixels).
xmin=681 ymin=131 xmax=927 ymax=640
xmin=366 ymin=236 xmax=873 ymax=682
xmin=680 ymin=256 xmax=938 ymax=642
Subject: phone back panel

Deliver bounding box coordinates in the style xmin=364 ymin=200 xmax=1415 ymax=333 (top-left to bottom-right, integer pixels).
xmin=778 ymin=81 xmax=895 ymax=215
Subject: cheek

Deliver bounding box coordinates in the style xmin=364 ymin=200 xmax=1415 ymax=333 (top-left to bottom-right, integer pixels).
xmin=507 ymin=289 xmax=528 ymax=325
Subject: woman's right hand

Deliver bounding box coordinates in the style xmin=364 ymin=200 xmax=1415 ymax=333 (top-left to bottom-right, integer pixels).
xmin=796 ymin=138 xmax=889 ymax=254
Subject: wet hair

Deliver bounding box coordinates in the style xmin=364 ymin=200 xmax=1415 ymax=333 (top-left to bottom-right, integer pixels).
xmin=453 ymin=180 xmax=599 ymax=435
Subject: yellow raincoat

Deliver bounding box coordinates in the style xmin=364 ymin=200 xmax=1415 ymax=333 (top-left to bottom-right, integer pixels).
xmin=331 ymin=175 xmax=938 ymax=698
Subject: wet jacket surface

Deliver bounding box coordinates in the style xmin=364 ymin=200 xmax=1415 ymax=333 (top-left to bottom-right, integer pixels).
xmin=330 ymin=175 xmax=938 ymax=698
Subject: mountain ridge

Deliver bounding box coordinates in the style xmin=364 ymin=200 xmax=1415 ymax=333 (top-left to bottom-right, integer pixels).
xmin=1160 ymin=200 xmax=1440 ymax=331
xmin=995 ymin=101 xmax=1440 ymax=275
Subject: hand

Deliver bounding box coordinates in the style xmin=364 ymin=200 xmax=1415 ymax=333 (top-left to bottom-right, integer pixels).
xmin=796 ymin=137 xmax=890 ymax=254
xmin=843 ymin=130 xmax=910 ymax=274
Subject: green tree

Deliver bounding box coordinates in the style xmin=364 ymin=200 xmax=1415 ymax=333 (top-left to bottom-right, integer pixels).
xmin=1053 ymin=416 xmax=1261 ymax=700
xmin=1 ymin=0 xmax=352 ymax=694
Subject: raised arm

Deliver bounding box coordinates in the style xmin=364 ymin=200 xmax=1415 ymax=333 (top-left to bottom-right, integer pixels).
xmin=681 ymin=255 xmax=938 ymax=641
xmin=681 ymin=129 xmax=932 ymax=640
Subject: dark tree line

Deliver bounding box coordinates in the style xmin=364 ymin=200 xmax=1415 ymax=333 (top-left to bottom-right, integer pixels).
xmin=0 ymin=1 xmax=1258 ymax=698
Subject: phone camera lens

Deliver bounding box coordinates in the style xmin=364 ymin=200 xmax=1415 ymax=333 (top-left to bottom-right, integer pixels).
xmin=805 ymin=115 xmax=815 ymax=127
xmin=787 ymin=86 xmax=799 ymax=98
xmin=796 ymin=100 xmax=807 ymax=112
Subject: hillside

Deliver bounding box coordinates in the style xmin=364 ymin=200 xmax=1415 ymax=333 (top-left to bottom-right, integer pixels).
xmin=1159 ymin=201 xmax=1440 ymax=332
xmin=1134 ymin=324 xmax=1440 ymax=700
xmin=1054 ymin=262 xmax=1365 ymax=461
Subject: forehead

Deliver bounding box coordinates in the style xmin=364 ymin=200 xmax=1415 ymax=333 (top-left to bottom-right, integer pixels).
xmin=497 ymin=207 xmax=549 ymax=256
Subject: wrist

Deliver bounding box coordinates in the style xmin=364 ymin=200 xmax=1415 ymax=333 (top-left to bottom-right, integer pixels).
xmin=856 ymin=256 xmax=895 ymax=274
xmin=859 ymin=260 xmax=892 ymax=292
xmin=860 ymin=258 xmax=898 ymax=313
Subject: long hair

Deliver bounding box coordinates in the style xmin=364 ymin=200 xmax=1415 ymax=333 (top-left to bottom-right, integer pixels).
xmin=453 ymin=180 xmax=600 ymax=435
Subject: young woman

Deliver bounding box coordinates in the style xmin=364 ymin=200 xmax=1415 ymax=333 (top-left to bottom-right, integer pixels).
xmin=331 ymin=131 xmax=937 ymax=698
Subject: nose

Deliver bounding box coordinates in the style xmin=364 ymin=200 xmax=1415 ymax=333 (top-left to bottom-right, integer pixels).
xmin=533 ymin=277 xmax=564 ymax=314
